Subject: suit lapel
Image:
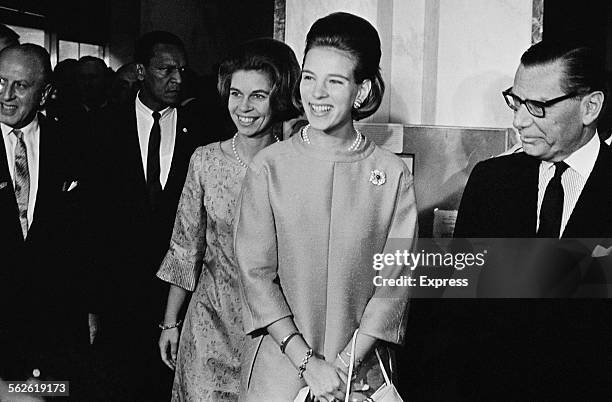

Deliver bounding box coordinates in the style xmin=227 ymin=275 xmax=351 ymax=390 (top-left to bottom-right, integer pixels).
xmin=514 ymin=154 xmax=540 ymax=236
xmin=0 ymin=131 xmax=22 ymax=243
xmin=32 ymin=115 xmax=52 ymax=231
xmin=125 ymin=104 xmax=148 ymax=188
xmin=0 ymin=131 xmax=14 ymax=193
xmin=166 ymin=107 xmax=190 ymax=192
xmin=564 ymin=143 xmax=612 ymax=237
xmin=119 ymin=104 xmax=150 ymax=213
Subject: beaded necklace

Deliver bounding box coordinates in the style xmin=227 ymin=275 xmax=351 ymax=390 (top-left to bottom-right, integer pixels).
xmin=232 ymin=132 xmax=280 ymax=169
xmin=300 ymin=124 xmax=362 ymax=151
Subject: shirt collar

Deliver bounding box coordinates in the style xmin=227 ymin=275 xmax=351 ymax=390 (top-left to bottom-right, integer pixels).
xmin=1 ymin=115 xmax=40 ymax=139
xmin=135 ymin=90 xmax=173 ymax=119
xmin=541 ymin=132 xmax=600 ymax=179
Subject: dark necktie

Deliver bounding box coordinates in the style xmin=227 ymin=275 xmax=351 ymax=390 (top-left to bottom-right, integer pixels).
xmin=147 ymin=111 xmax=162 ymax=209
xmin=13 ymin=129 xmax=29 ymax=239
xmin=537 ymin=161 xmax=569 ymax=238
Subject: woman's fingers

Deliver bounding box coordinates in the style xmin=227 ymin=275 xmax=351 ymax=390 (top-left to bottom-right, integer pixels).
xmin=170 ymin=338 xmax=178 ymax=368
xmin=158 ymin=332 xmax=177 ymax=370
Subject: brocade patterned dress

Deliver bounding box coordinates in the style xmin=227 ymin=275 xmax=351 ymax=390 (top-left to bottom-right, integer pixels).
xmin=157 ymin=142 xmax=246 ymax=402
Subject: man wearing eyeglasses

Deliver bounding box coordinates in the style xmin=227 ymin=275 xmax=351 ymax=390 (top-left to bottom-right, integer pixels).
xmin=457 ymin=42 xmax=610 ymax=238
xmin=84 ymin=31 xmax=214 ymax=401
xmin=449 ymin=41 xmax=612 ymax=399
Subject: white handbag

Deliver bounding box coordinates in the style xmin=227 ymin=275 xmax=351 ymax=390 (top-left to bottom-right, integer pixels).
xmin=293 ymin=329 xmax=404 ymax=402
xmin=344 ymin=329 xmax=403 ymax=402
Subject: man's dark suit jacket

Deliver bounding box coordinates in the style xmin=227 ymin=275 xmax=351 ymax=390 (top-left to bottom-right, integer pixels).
xmin=0 ymin=114 xmax=90 ymax=382
xmin=85 ymin=99 xmax=213 ymax=401
xmin=411 ymin=144 xmax=612 ymax=400
xmin=454 ymin=144 xmax=612 ymax=237
xmin=88 ymin=99 xmax=212 ymax=321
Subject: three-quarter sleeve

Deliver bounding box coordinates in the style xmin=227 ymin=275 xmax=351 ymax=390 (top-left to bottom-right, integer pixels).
xmin=359 ymin=168 xmax=418 ymax=345
xmin=234 ymin=163 xmax=292 ymax=334
xmin=157 ymin=148 xmax=207 ymax=291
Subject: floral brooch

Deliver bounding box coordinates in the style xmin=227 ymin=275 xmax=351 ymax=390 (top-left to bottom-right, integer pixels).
xmin=369 ymin=169 xmax=386 ymax=186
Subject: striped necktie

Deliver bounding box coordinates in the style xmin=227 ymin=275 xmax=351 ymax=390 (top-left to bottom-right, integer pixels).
xmin=537 ymin=161 xmax=569 ymax=238
xmin=13 ymin=129 xmax=29 ymax=239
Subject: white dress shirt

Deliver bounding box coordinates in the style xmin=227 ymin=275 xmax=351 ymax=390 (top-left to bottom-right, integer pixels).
xmin=135 ymin=93 xmax=177 ymax=189
xmin=2 ymin=117 xmax=40 ymax=228
xmin=537 ymin=133 xmax=601 ymax=236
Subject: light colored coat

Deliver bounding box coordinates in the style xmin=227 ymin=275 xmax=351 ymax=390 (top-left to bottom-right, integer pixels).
xmin=235 ymin=134 xmax=417 ymax=401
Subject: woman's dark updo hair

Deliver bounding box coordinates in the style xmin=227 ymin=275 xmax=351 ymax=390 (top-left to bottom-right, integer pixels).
xmin=295 ymin=12 xmax=385 ymax=120
xmin=218 ymin=38 xmax=301 ymax=122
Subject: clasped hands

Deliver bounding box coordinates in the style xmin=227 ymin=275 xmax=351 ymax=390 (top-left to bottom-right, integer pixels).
xmin=302 ymin=352 xmax=357 ymax=402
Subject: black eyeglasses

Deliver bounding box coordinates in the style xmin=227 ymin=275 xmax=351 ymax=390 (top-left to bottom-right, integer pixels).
xmin=502 ymin=87 xmax=579 ymax=118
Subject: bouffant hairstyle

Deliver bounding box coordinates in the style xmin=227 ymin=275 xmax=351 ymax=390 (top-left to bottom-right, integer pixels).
xmin=217 ymin=38 xmax=301 ymax=123
xmin=294 ymin=12 xmax=385 ymax=120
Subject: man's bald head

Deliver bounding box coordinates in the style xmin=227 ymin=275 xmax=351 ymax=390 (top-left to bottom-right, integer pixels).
xmin=0 ymin=44 xmax=52 ymax=128
xmin=0 ymin=44 xmax=51 ymax=84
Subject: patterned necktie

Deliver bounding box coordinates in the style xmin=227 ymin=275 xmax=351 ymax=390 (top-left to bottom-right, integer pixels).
xmin=13 ymin=129 xmax=29 ymax=239
xmin=147 ymin=111 xmax=162 ymax=209
xmin=537 ymin=161 xmax=569 ymax=238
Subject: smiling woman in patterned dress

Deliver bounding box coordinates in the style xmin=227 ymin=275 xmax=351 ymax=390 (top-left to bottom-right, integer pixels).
xmin=156 ymin=38 xmax=301 ymax=401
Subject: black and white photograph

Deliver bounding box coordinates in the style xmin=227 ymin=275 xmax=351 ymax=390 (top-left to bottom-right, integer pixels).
xmin=1 ymin=0 xmax=611 ymax=401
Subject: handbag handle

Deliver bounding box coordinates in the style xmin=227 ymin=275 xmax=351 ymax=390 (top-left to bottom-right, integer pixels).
xmin=374 ymin=348 xmax=392 ymax=387
xmin=344 ymin=329 xmax=393 ymax=402
xmin=344 ymin=329 xmax=359 ymax=402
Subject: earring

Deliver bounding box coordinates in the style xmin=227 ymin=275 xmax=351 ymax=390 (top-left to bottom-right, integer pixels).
xmin=353 ymin=99 xmax=362 ymax=109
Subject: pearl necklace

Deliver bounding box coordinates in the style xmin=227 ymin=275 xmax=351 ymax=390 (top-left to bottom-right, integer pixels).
xmin=301 ymin=124 xmax=362 ymax=152
xmin=232 ymin=132 xmax=280 ymax=169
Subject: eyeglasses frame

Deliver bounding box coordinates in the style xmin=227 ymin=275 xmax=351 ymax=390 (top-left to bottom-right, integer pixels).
xmin=502 ymin=87 xmax=580 ymax=118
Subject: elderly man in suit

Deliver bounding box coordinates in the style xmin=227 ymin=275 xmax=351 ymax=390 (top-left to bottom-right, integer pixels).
xmin=0 ymin=44 xmax=94 ymax=398
xmin=456 ymin=43 xmax=610 ymax=238
xmin=446 ymin=42 xmax=611 ymax=400
xmin=87 ymin=31 xmax=216 ymax=401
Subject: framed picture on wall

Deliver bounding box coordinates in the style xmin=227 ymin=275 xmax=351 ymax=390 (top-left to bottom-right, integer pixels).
xmin=397 ymin=153 xmax=414 ymax=174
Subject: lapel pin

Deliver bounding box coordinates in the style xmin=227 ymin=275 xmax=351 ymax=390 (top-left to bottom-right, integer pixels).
xmin=369 ymin=169 xmax=386 ymax=186
xmin=182 ymin=127 xmax=188 ymax=133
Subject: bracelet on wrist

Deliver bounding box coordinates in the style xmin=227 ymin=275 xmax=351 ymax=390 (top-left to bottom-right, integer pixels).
xmin=158 ymin=320 xmax=182 ymax=330
xmin=297 ymin=348 xmax=313 ymax=378
xmin=280 ymin=332 xmax=302 ymax=354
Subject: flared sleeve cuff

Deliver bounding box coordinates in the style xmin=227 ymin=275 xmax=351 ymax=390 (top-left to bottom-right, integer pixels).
xmin=156 ymin=252 xmax=201 ymax=291
xmin=235 ymin=162 xmax=293 ymax=335
xmin=359 ymin=298 xmax=409 ymax=345
xmin=239 ymin=264 xmax=294 ymax=334
xmin=242 ymin=307 xmax=293 ymax=335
